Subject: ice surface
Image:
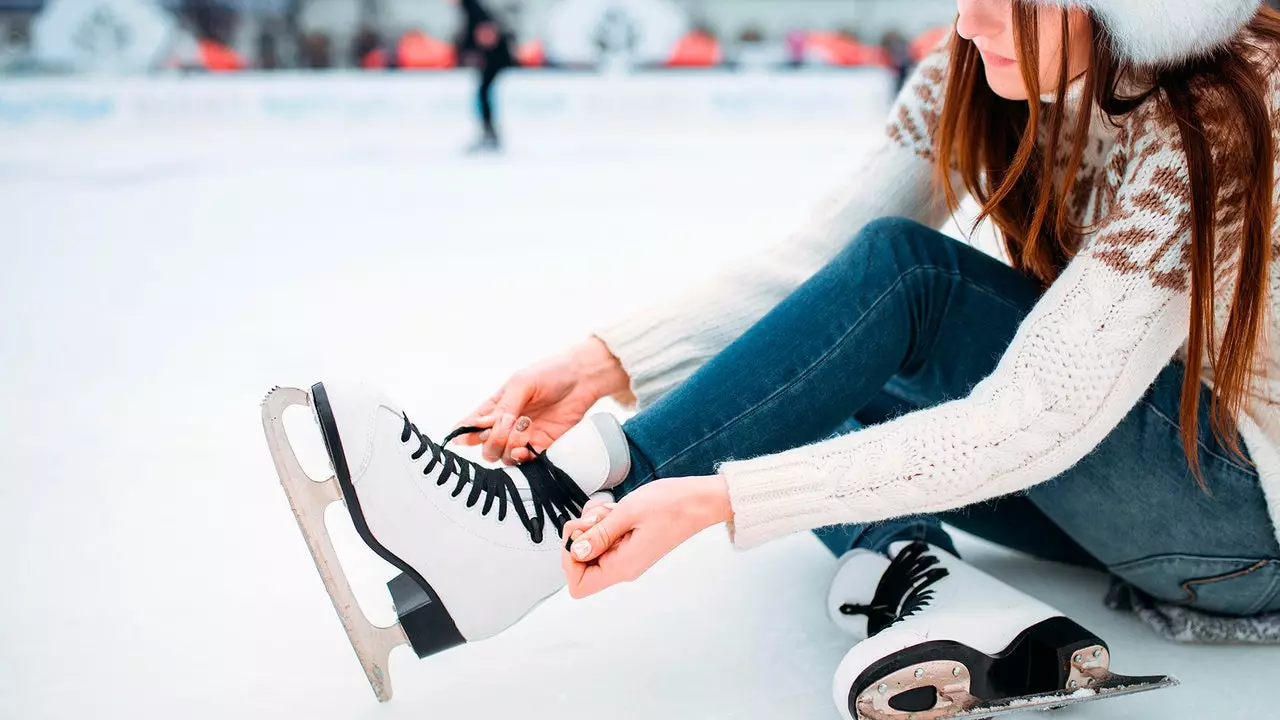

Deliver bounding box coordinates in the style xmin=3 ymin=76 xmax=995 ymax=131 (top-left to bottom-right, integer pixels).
xmin=0 ymin=109 xmax=1271 ymax=720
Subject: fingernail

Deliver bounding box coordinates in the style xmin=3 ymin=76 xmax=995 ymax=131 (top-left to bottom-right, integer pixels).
xmin=583 ymin=513 xmax=599 ymax=524
xmin=479 ymin=430 xmax=490 ymax=441
xmin=514 ymin=416 xmax=531 ymax=432
xmin=604 ymin=502 xmax=617 ymax=509
xmin=571 ymin=539 xmax=591 ymax=560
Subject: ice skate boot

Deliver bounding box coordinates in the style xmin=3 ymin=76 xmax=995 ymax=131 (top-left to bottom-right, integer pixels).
xmin=830 ymin=541 xmax=1176 ymax=719
xmin=827 ymin=544 xmax=894 ymax=638
xmin=261 ymin=382 xmax=630 ymax=701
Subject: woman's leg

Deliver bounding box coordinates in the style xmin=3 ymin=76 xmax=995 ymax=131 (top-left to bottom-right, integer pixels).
xmin=613 ymin=216 xmax=1280 ymax=615
xmin=614 ymin=217 xmax=1046 ymax=555
xmin=922 ymin=365 xmax=1280 ymax=616
xmin=1020 ymin=368 xmax=1280 ymax=616
xmin=814 ymin=234 xmax=1280 ymax=613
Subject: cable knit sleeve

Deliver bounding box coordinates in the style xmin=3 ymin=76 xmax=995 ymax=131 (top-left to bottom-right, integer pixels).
xmin=592 ymin=46 xmax=955 ymax=409
xmin=718 ymin=100 xmax=1208 ymax=550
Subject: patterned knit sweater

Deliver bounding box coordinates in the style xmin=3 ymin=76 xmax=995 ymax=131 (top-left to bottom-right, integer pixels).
xmin=593 ymin=46 xmax=1280 ymax=550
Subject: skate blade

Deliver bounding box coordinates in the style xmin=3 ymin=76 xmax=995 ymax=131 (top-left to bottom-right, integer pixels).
xmin=262 ymin=386 xmax=410 ymax=703
xmin=949 ymin=673 xmax=1179 ymax=719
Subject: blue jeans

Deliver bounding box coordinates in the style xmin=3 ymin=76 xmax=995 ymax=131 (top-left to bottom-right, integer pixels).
xmin=614 ymin=218 xmax=1280 ymax=617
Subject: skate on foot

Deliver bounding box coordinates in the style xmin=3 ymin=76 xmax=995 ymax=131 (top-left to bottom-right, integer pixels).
xmin=261 ymin=381 xmax=631 ymax=701
xmin=829 ymin=541 xmax=1177 ymax=719
xmin=465 ymin=133 xmax=502 ymax=154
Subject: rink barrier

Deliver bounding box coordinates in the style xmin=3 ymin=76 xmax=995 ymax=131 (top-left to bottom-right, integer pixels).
xmin=0 ymin=70 xmax=895 ymax=130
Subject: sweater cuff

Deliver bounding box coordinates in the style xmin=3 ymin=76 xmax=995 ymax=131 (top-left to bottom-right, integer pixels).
xmin=591 ymin=316 xmax=700 ymax=410
xmin=716 ymin=453 xmax=849 ymax=550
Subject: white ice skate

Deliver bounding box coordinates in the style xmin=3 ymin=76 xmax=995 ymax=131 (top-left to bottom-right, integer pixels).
xmin=829 ymin=541 xmax=1176 ymax=720
xmin=261 ymin=382 xmax=631 ymax=702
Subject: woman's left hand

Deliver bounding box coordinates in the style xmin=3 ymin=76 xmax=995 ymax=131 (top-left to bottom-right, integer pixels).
xmin=560 ymin=475 xmax=733 ymax=599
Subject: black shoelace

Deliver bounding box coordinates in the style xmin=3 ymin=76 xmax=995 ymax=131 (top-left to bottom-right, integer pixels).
xmin=839 ymin=541 xmax=950 ymax=637
xmin=400 ymin=413 xmax=589 ymax=544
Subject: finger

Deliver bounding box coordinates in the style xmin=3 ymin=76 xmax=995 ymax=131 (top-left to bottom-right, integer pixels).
xmin=502 ymin=415 xmax=534 ymax=465
xmin=469 ymin=396 xmax=499 ymax=422
xmin=568 ymin=510 xmax=632 ymax=563
xmin=561 ymin=535 xmax=591 ymax=595
xmin=559 ymin=506 xmax=612 ymax=545
xmin=483 ymin=412 xmax=516 ymax=462
xmin=581 ymin=498 xmax=617 ymax=515
xmin=563 ymin=500 xmax=617 ymax=538
xmin=452 ymin=415 xmax=496 ymax=446
xmin=561 ymin=523 xmax=590 ymax=551
xmin=511 ymin=429 xmax=555 ymax=462
xmin=491 ymin=380 xmax=535 ymax=424
xmin=566 ymin=536 xmax=637 ymax=598
xmin=453 ymin=393 xmax=501 ymax=446
xmin=482 ymin=380 xmax=534 ymax=457
xmin=453 ymin=421 xmax=496 ymax=447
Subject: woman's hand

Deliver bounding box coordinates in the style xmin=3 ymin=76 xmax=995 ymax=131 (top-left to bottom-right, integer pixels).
xmin=452 ymin=336 xmax=635 ymax=465
xmin=559 ymin=475 xmax=733 ymax=598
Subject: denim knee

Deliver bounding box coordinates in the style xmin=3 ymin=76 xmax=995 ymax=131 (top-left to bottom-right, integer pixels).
xmin=836 ymin=216 xmax=959 ymax=281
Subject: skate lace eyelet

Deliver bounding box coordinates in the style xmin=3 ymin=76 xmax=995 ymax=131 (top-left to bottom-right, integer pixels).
xmin=844 ymin=542 xmax=950 ymax=637
xmin=400 ymin=412 xmax=589 ymax=544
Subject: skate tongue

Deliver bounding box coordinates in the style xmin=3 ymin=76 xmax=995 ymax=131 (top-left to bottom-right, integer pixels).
xmin=495 ymin=413 xmax=629 ymax=528
xmin=542 ymin=414 xmax=631 ymax=495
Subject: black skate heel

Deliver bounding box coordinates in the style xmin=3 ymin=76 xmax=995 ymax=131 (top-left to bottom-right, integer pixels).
xmin=990 ymin=615 xmax=1108 ymax=698
xmin=387 ymin=573 xmax=468 ymax=658
xmin=850 ymin=616 xmax=1109 ymax=719
xmin=311 ymin=383 xmax=467 ymax=660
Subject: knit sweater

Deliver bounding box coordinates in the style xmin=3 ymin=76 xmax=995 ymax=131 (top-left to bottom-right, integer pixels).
xmin=593 ymin=45 xmax=1280 ymax=551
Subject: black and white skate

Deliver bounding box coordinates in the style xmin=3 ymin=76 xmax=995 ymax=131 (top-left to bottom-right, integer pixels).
xmin=261 ymin=381 xmax=631 ymax=702
xmin=831 ymin=541 xmax=1177 ymax=719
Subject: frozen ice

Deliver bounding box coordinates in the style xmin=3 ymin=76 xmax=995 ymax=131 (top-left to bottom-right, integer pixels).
xmin=0 ymin=93 xmax=1271 ymax=720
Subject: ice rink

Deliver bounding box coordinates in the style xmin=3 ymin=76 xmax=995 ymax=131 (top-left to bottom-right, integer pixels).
xmin=1 ymin=75 xmax=1271 ymax=719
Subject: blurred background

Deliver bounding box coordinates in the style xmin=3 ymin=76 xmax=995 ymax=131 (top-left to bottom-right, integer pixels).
xmin=0 ymin=0 xmax=952 ymax=75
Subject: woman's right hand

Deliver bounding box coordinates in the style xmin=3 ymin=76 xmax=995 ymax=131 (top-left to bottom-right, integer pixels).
xmin=452 ymin=336 xmax=635 ymax=465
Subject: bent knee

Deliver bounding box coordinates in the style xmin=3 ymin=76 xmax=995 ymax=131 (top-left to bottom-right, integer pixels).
xmin=856 ymin=216 xmax=933 ymax=242
xmin=836 ymin=216 xmax=958 ymax=274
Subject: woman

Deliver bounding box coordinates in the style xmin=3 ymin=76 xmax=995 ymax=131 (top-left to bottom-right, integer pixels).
xmin=450 ymin=0 xmax=516 ymax=152
xmin=288 ymin=0 xmax=1280 ymax=716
